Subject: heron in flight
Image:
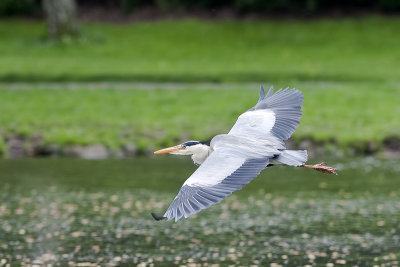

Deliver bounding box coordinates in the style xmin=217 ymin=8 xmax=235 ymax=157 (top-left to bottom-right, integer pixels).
xmin=152 ymin=86 xmax=337 ymax=222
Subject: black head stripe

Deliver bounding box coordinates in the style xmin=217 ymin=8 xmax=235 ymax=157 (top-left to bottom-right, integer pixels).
xmin=200 ymin=140 xmax=211 ymax=146
xmin=182 ymin=141 xmax=200 ymax=147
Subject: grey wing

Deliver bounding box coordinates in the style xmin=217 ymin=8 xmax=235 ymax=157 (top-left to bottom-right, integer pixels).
xmin=162 ymin=146 xmax=273 ymax=222
xmin=229 ymin=85 xmax=304 ymax=141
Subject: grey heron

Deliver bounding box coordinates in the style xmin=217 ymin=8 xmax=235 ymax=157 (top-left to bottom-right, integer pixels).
xmin=152 ymin=86 xmax=337 ymax=222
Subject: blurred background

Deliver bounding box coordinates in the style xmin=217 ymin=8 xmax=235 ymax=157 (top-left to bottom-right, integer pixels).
xmin=0 ymin=0 xmax=400 ymax=266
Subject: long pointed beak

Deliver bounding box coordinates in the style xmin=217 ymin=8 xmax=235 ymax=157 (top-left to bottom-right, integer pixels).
xmin=154 ymin=146 xmax=181 ymax=154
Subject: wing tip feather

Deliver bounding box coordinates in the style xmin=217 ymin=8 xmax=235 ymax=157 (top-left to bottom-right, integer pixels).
xmin=151 ymin=212 xmax=167 ymax=221
xmin=258 ymin=85 xmax=265 ymax=103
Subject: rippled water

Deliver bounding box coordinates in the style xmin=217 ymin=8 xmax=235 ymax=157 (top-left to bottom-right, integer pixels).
xmin=0 ymin=157 xmax=399 ymax=266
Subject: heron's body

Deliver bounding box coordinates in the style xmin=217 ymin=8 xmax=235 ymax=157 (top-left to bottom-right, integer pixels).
xmin=153 ymin=86 xmax=336 ymax=222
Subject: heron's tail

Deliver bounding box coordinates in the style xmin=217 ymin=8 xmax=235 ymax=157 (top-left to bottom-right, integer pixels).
xmin=275 ymin=150 xmax=307 ymax=167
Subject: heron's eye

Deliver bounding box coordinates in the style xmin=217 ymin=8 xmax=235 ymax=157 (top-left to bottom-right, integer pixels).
xmin=181 ymin=145 xmax=187 ymax=149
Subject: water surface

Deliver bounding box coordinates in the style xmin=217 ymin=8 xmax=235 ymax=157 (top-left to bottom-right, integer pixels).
xmin=0 ymin=157 xmax=399 ymax=266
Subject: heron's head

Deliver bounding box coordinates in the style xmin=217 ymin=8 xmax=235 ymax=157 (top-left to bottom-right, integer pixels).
xmin=154 ymin=141 xmax=210 ymax=156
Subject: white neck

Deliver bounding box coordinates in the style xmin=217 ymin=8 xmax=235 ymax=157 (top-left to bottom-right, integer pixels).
xmin=189 ymin=144 xmax=212 ymax=165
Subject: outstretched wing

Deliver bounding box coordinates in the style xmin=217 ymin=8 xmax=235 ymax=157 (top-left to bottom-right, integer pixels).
xmin=161 ymin=137 xmax=277 ymax=222
xmin=229 ymin=85 xmax=304 ymax=141
xmin=156 ymin=86 xmax=304 ymax=222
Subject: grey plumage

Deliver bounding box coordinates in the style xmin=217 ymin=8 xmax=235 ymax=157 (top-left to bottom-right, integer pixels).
xmin=157 ymin=85 xmax=307 ymax=222
xmin=274 ymin=150 xmax=308 ymax=166
xmin=253 ymin=85 xmax=304 ymax=141
xmin=164 ymin=158 xmax=269 ymax=221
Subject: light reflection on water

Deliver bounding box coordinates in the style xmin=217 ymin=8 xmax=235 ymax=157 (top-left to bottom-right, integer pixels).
xmin=0 ymin=157 xmax=399 ymax=265
xmin=335 ymin=157 xmax=400 ymax=173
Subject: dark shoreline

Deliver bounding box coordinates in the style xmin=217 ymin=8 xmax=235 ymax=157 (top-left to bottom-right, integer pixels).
xmin=3 ymin=135 xmax=399 ymax=159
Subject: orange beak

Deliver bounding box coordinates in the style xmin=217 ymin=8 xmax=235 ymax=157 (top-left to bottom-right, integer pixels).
xmin=154 ymin=146 xmax=181 ymax=154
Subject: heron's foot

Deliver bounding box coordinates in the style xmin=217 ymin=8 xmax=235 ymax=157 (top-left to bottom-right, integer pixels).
xmin=302 ymin=162 xmax=338 ymax=175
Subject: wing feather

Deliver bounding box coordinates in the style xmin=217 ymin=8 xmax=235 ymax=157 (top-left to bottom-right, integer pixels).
xmin=230 ymin=85 xmax=304 ymax=141
xmin=162 ymin=152 xmax=270 ymax=221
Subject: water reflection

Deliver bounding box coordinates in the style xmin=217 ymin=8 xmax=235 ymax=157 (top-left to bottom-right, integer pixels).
xmin=0 ymin=157 xmax=399 ymax=265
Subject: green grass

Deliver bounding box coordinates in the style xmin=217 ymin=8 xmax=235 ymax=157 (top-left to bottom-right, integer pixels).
xmin=0 ymin=81 xmax=399 ymax=150
xmin=1 ymin=17 xmax=399 ymax=150
xmin=0 ymin=158 xmax=400 ymax=265
xmin=1 ymin=17 xmax=400 ymax=83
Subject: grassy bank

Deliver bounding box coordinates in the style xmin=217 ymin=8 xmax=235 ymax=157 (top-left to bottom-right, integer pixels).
xmin=1 ymin=17 xmax=400 ymax=83
xmin=0 ymin=81 xmax=399 ymax=153
xmin=1 ymin=17 xmax=399 ymax=154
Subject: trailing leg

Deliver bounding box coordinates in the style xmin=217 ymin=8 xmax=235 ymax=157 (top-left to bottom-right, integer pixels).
xmin=301 ymin=162 xmax=337 ymax=175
